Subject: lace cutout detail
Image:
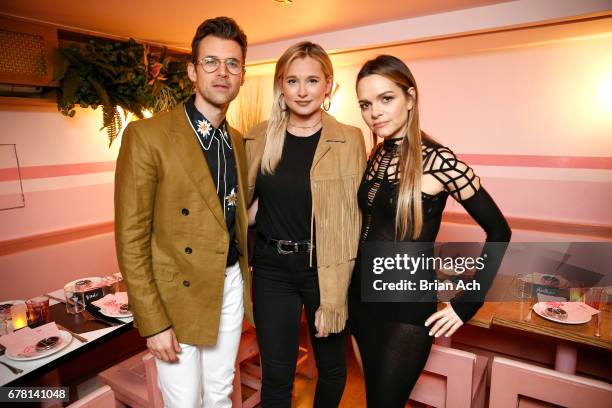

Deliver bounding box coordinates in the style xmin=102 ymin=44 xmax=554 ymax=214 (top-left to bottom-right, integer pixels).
xmin=362 ymin=140 xmax=401 ymax=241
xmin=365 ymin=141 xmax=401 ymax=182
xmin=422 ymin=145 xmax=479 ymax=201
xmin=360 ymin=139 xmax=480 ymax=241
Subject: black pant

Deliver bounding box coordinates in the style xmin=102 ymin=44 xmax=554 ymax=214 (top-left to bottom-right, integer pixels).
xmin=349 ymin=291 xmax=433 ymax=408
xmin=253 ymin=238 xmax=347 ymax=408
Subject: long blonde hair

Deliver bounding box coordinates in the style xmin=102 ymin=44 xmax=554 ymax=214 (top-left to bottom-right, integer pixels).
xmin=261 ymin=41 xmax=334 ymax=174
xmin=357 ymin=55 xmax=436 ymax=240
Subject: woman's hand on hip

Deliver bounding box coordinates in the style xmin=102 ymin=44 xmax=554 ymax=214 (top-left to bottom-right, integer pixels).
xmin=424 ymin=302 xmax=463 ymax=338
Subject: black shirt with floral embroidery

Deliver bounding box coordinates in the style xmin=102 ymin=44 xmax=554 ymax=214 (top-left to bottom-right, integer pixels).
xmin=184 ymin=96 xmax=238 ymax=266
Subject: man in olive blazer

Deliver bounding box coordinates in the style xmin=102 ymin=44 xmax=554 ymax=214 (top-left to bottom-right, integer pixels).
xmin=114 ymin=17 xmax=252 ymax=407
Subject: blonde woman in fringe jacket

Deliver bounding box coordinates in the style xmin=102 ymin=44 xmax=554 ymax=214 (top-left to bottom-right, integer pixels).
xmin=244 ymin=41 xmax=366 ymax=407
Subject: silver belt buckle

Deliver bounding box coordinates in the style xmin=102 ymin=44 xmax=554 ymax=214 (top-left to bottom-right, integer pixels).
xmin=277 ymin=239 xmax=294 ymax=255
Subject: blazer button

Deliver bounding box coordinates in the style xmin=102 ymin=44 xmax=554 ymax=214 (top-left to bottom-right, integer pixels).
xmin=181 ymin=208 xmax=189 ymax=216
xmin=185 ymin=247 xmax=192 ymax=254
xmin=183 ymin=280 xmax=190 ymax=287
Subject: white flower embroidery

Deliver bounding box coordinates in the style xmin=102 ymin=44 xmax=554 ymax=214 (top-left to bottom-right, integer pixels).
xmin=225 ymin=187 xmax=237 ymax=207
xmin=196 ymin=119 xmax=212 ymax=139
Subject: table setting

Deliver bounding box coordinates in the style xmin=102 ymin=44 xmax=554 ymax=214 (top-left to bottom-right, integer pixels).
xmin=511 ymin=272 xmax=607 ymax=334
xmin=0 ymin=273 xmax=133 ymax=385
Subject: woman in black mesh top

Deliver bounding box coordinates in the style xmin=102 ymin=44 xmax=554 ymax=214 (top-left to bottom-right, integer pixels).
xmin=348 ymin=55 xmax=511 ymax=407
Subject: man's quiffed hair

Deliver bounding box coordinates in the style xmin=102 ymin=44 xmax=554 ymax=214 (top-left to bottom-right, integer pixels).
xmin=191 ymin=16 xmax=248 ymax=63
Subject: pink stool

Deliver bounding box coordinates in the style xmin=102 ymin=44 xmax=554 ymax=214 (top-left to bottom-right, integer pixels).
xmin=98 ymin=350 xmax=162 ymax=408
xmin=67 ymin=385 xmax=115 ymax=408
xmin=231 ymin=326 xmax=262 ymax=408
xmin=489 ymin=356 xmax=612 ymax=407
xmin=408 ymin=345 xmax=488 ymax=408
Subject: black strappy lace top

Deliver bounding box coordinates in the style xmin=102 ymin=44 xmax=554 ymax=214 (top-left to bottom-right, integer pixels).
xmin=359 ymin=137 xmax=479 ymax=243
xmin=352 ymin=137 xmax=511 ymax=323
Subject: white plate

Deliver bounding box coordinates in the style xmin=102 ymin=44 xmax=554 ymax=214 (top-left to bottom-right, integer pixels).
xmin=533 ymin=302 xmax=593 ymax=325
xmin=99 ymin=308 xmax=132 ymax=318
xmin=0 ymin=300 xmax=25 ymax=306
xmin=64 ymin=277 xmax=104 ymax=291
xmin=5 ymin=330 xmax=73 ymax=361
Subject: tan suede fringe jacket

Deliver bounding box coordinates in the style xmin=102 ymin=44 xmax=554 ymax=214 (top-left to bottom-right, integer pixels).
xmin=245 ymin=112 xmax=366 ymax=333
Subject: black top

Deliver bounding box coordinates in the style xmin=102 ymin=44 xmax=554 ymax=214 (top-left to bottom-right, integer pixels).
xmin=255 ymin=129 xmax=321 ymax=241
xmin=350 ymin=137 xmax=511 ymax=323
xmin=184 ymin=97 xmax=238 ymax=266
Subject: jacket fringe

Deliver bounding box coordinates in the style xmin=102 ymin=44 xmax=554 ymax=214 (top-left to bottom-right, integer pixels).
xmin=311 ymin=175 xmax=361 ymax=334
xmin=311 ymin=175 xmax=361 ymax=267
xmin=319 ymin=302 xmax=348 ymax=334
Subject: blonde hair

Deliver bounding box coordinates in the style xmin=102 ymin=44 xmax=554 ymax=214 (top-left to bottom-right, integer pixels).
xmin=261 ymin=41 xmax=333 ymax=174
xmin=357 ymin=55 xmax=436 ymax=240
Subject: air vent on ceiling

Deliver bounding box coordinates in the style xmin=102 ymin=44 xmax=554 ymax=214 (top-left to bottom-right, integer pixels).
xmin=0 ymin=16 xmax=58 ymax=87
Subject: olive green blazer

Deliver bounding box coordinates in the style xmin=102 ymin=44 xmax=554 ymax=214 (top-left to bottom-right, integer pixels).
xmin=114 ymin=104 xmax=253 ymax=346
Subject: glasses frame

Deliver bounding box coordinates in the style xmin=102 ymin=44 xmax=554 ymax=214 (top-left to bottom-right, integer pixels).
xmin=197 ymin=56 xmax=244 ymax=75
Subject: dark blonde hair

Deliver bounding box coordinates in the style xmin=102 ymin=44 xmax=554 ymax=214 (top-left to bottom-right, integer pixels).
xmin=357 ymin=55 xmax=436 ymax=240
xmin=261 ymin=41 xmax=333 ymax=174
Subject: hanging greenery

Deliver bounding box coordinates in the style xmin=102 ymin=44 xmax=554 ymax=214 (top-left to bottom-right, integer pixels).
xmin=54 ymin=38 xmax=194 ymax=145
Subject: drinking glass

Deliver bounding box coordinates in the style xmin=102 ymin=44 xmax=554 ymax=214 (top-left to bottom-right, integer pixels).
xmin=584 ymin=287 xmax=604 ymax=310
xmin=26 ymin=296 xmax=50 ymax=325
xmin=64 ymin=284 xmax=85 ymax=314
xmin=513 ymin=273 xmax=533 ymax=301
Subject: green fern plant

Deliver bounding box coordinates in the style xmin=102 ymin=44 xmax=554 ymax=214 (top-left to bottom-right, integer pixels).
xmin=54 ymin=38 xmax=194 ymax=146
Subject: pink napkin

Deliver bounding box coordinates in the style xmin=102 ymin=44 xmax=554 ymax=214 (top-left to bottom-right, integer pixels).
xmin=559 ymin=302 xmax=600 ymax=316
xmin=92 ymin=292 xmax=128 ymax=315
xmin=0 ymin=322 xmax=61 ymax=357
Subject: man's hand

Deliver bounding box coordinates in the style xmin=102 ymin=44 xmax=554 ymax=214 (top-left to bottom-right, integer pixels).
xmin=146 ymin=328 xmax=181 ymax=362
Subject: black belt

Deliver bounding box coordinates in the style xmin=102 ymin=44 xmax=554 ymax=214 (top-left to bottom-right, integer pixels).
xmin=258 ymin=232 xmax=314 ymax=255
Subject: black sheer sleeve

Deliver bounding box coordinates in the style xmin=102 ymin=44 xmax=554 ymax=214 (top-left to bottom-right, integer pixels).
xmin=427 ymin=147 xmax=512 ymax=322
xmin=450 ymin=188 xmax=512 ymax=322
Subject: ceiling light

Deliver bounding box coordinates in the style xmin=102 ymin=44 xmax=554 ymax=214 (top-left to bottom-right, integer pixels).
xmin=274 ymin=0 xmax=293 ymax=5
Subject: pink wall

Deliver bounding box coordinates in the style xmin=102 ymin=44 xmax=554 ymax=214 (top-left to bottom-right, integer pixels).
xmin=1 ymin=14 xmax=611 ymax=301
xmin=0 ymin=103 xmax=119 ymax=298
xmin=0 ymin=233 xmax=119 ymax=300
xmin=0 ymin=103 xmax=119 ymax=241
xmin=325 ymin=33 xmax=612 ymax=228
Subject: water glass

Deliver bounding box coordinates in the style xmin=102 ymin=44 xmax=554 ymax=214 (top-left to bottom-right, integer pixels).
xmin=513 ymin=273 xmax=533 ymax=300
xmin=26 ymin=296 xmax=51 ymax=325
xmin=64 ymin=284 xmax=85 ymax=314
xmin=584 ymin=287 xmax=604 ymax=310
xmin=604 ymin=286 xmax=612 ymax=312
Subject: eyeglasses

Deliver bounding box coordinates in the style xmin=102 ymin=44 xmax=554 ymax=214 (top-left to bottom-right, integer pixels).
xmin=197 ymin=56 xmax=243 ymax=75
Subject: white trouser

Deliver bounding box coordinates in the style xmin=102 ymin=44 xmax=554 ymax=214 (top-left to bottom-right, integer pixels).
xmin=156 ymin=262 xmax=244 ymax=408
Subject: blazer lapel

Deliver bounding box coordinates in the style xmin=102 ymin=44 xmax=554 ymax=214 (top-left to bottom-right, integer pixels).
xmin=168 ymin=106 xmax=226 ymax=230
